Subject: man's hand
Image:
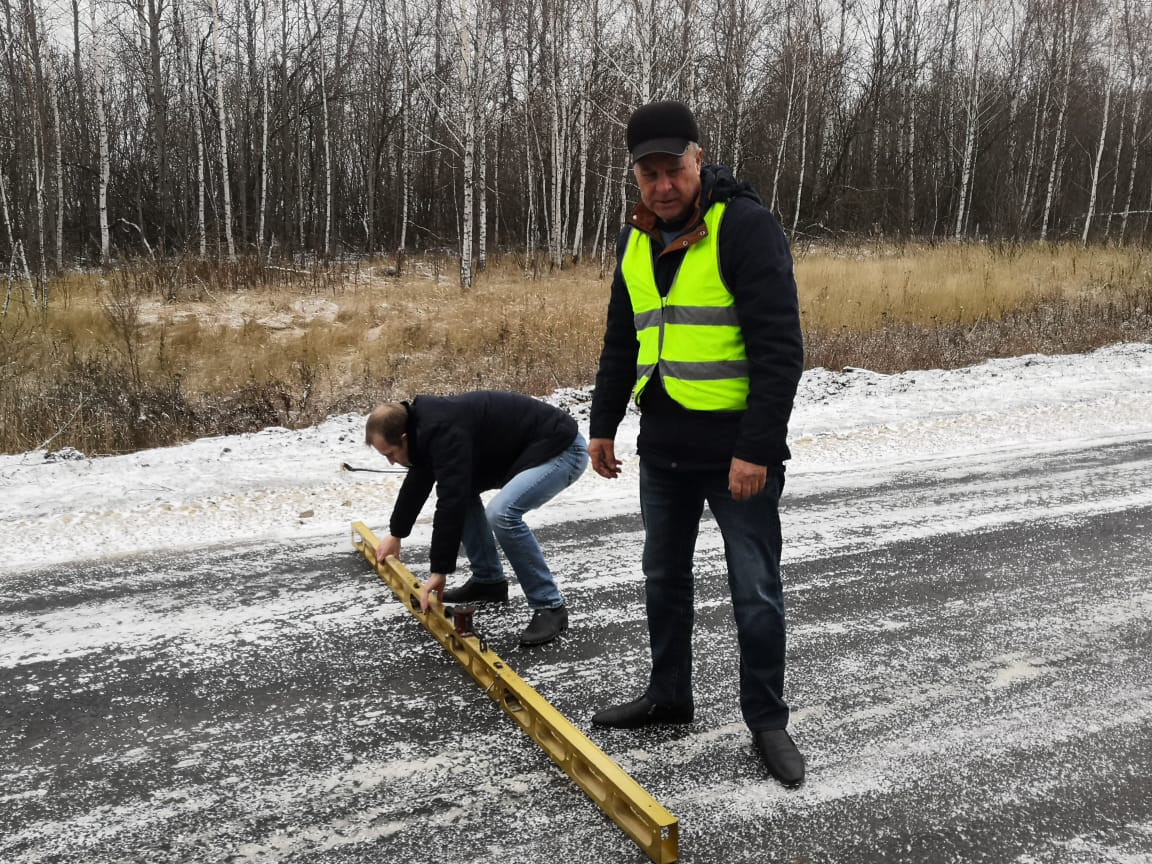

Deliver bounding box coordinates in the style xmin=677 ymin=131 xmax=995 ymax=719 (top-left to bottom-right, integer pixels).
xmin=589 ymin=438 xmax=622 ymax=479
xmin=420 ymin=572 xmax=446 ymax=613
xmin=376 ymin=534 xmax=402 ymax=565
xmin=729 ymin=457 xmax=767 ymax=501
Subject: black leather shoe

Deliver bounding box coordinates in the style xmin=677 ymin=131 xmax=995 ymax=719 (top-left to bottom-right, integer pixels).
xmin=591 ymin=695 xmax=694 ymax=728
xmin=441 ymin=577 xmax=508 ymax=605
xmin=519 ymin=606 xmax=568 ymax=646
xmin=753 ymin=729 xmax=805 ymax=788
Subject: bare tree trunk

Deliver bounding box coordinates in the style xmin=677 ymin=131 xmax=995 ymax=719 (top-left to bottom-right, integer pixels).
xmin=70 ymin=0 xmax=89 ymax=254
xmin=146 ymin=0 xmax=168 ymax=250
xmin=1040 ymin=0 xmax=1078 ymax=243
xmin=1118 ymin=89 xmax=1143 ymax=243
xmin=176 ymin=0 xmax=207 ymax=257
xmin=458 ymin=0 xmax=476 ymax=289
xmin=1020 ymin=74 xmax=1051 ymax=237
xmin=545 ymin=0 xmax=569 ymax=274
xmin=306 ymin=0 xmax=332 ymax=257
xmin=394 ymin=0 xmax=411 ymax=272
xmin=593 ymin=168 xmax=610 ymax=273
xmin=31 ymin=115 xmax=45 ymax=300
xmin=478 ymin=118 xmax=488 ymax=272
xmin=953 ymin=7 xmax=985 ymax=240
xmin=769 ymin=45 xmax=797 ymax=216
xmin=0 ymin=170 xmax=27 ymax=316
xmin=257 ymin=0 xmax=269 ymax=253
xmin=209 ymin=0 xmax=236 ymax=259
xmin=523 ymin=106 xmax=537 ymax=264
xmin=898 ymin=0 xmax=921 ymax=234
xmin=569 ymin=93 xmax=588 ymax=262
xmin=50 ymin=64 xmax=62 ymax=273
xmin=90 ymin=0 xmax=110 ymax=262
xmin=1082 ymin=1 xmax=1115 ymax=246
xmin=792 ymin=40 xmax=811 ymax=237
xmin=21 ymin=0 xmax=46 ymax=299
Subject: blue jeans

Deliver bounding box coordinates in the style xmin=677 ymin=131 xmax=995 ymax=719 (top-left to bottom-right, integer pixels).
xmin=640 ymin=459 xmax=789 ymax=731
xmin=460 ymin=434 xmax=588 ymax=609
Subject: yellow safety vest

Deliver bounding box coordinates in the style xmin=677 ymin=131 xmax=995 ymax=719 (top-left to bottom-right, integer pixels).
xmin=621 ymin=203 xmax=749 ymax=411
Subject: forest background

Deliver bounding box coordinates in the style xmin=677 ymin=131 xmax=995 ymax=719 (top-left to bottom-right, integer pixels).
xmin=1 ymin=0 xmax=1151 ymax=455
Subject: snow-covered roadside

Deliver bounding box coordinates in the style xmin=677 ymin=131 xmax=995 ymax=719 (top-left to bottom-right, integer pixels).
xmin=2 ymin=343 xmax=1150 ymax=575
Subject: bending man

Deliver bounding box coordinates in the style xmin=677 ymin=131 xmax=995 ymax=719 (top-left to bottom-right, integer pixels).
xmin=366 ymin=390 xmax=588 ymax=646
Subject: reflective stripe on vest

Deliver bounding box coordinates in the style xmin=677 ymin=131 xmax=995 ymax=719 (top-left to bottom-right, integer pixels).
xmin=621 ymin=202 xmax=749 ymax=412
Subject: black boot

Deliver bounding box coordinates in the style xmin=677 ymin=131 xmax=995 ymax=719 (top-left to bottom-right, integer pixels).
xmin=441 ymin=577 xmax=509 ymax=605
xmin=753 ymin=729 xmax=805 ymax=788
xmin=591 ymin=695 xmax=694 ymax=728
xmin=519 ymin=606 xmax=568 ymax=646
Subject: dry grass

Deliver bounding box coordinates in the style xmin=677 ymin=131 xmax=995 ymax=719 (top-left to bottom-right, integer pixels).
xmin=796 ymin=242 xmax=1152 ymax=371
xmin=2 ymin=243 xmax=1149 ymax=455
xmin=797 ymin=241 xmax=1148 ymax=329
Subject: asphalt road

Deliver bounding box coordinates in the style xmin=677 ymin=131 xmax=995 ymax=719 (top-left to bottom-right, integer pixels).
xmin=3 ymin=437 xmax=1151 ymax=864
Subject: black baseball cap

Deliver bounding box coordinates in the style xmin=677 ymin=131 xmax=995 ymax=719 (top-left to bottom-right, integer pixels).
xmin=626 ymin=101 xmax=700 ymax=164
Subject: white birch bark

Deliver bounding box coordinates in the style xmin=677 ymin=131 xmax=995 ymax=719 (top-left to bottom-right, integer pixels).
xmin=458 ymin=0 xmax=475 ymax=289
xmin=593 ymin=168 xmax=610 ymax=275
xmin=90 ymin=0 xmax=110 ymax=262
xmin=257 ymin=0 xmax=269 ymax=253
xmin=478 ymin=118 xmax=488 ymax=272
xmin=1041 ymin=0 xmax=1078 ymax=243
xmin=549 ymin=98 xmax=566 ymax=269
xmin=395 ymin=0 xmax=411 ymax=272
xmin=1101 ymin=81 xmax=1127 ymax=243
xmin=791 ymin=40 xmax=811 ymax=237
xmin=569 ymin=93 xmax=588 ymax=262
xmin=1019 ymin=74 xmax=1050 ymax=236
xmin=50 ymin=63 xmax=62 ymax=274
xmin=953 ymin=36 xmax=981 ymax=237
xmin=523 ymin=104 xmax=536 ymax=265
xmin=769 ymin=47 xmax=797 ymax=216
xmin=0 ymin=170 xmax=27 ymax=316
xmin=209 ymin=0 xmax=235 ymax=259
xmin=0 ymin=168 xmax=14 ymax=258
xmin=1118 ymin=84 xmax=1143 ymax=243
xmin=1082 ymin=1 xmax=1115 ymax=246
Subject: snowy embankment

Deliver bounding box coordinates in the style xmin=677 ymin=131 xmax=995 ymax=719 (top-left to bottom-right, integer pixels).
xmin=2 ymin=343 xmax=1150 ymax=575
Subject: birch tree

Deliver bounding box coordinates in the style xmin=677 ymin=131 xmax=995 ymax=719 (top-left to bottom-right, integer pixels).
xmin=208 ymin=0 xmax=235 ymax=259
xmin=458 ymin=0 xmax=476 ymax=288
xmin=256 ymin=0 xmax=269 ymax=253
xmin=954 ymin=0 xmax=990 ymax=239
xmin=1040 ymin=0 xmax=1080 ymax=242
xmin=1116 ymin=0 xmax=1148 ymax=243
xmin=89 ymin=0 xmax=111 ymax=261
xmin=1082 ymin=0 xmax=1115 ymax=245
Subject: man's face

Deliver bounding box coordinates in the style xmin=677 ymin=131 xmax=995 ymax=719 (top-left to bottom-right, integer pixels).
xmin=371 ymin=433 xmax=410 ymax=467
xmin=633 ymin=147 xmax=703 ymax=223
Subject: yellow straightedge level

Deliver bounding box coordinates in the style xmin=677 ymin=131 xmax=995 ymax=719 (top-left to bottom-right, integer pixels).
xmin=351 ymin=521 xmax=679 ymax=864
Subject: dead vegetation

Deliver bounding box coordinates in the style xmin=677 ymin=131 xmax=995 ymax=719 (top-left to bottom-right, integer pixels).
xmin=2 ymin=244 xmax=1149 ymax=456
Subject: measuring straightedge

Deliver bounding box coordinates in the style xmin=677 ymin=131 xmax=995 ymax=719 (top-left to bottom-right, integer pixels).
xmin=351 ymin=521 xmax=679 ymax=863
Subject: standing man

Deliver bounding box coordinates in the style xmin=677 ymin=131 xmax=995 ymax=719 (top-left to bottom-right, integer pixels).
xmin=365 ymin=390 xmax=588 ymax=646
xmin=588 ymin=101 xmax=806 ymax=787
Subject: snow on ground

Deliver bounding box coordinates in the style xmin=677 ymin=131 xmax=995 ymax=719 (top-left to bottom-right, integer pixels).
xmin=2 ymin=342 xmax=1150 ymax=575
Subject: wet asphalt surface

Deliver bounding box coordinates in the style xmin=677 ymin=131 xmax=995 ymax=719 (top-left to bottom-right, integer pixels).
xmin=3 ymin=438 xmax=1151 ymax=863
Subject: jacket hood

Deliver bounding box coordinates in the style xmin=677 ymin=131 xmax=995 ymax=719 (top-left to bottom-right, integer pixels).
xmin=701 ymin=163 xmax=763 ymax=209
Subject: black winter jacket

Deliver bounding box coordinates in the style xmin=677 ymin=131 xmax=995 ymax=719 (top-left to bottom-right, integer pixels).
xmin=589 ymin=164 xmax=803 ymax=469
xmin=388 ymin=391 xmax=578 ymax=574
